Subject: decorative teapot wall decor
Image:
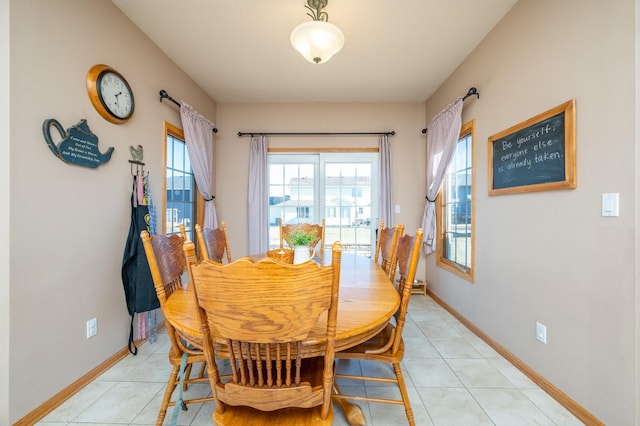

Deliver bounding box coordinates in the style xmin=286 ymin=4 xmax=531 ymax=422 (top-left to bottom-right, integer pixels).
xmin=42 ymin=118 xmax=114 ymax=168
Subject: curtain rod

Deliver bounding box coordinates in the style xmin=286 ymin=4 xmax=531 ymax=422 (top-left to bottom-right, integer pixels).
xmin=159 ymin=90 xmax=218 ymax=133
xmin=421 ymin=87 xmax=479 ymax=134
xmin=237 ymin=131 xmax=395 ymax=137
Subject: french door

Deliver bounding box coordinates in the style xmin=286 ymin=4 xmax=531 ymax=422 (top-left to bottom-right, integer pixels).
xmin=268 ymin=152 xmax=379 ymax=257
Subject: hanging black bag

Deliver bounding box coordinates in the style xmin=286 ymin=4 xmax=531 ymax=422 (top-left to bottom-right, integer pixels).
xmin=121 ymin=182 xmax=159 ymax=355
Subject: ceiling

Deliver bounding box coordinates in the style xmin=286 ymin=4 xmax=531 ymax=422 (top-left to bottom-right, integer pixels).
xmin=111 ymin=0 xmax=518 ymax=103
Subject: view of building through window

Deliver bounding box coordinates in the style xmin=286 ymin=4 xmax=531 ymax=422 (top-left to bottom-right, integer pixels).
xmin=268 ymin=153 xmax=378 ymax=256
xmin=164 ymin=124 xmax=197 ymax=241
xmin=438 ymin=121 xmax=475 ymax=281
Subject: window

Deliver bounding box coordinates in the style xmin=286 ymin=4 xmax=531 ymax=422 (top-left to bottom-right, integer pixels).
xmin=437 ymin=120 xmax=475 ymax=282
xmin=163 ymin=122 xmax=202 ymax=240
xmin=268 ymin=152 xmax=378 ymax=257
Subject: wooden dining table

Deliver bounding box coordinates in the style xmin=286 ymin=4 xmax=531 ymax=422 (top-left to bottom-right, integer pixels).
xmin=163 ymin=249 xmax=400 ymax=425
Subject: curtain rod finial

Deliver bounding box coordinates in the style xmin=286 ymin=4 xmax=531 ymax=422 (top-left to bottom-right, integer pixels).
xmin=463 ymin=87 xmax=479 ymax=101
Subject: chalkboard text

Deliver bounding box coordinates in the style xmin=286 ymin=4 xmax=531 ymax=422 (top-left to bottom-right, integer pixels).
xmin=489 ymin=100 xmax=576 ymax=195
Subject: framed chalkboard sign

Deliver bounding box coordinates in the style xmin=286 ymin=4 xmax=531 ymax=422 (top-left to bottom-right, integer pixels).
xmin=489 ymin=100 xmax=576 ymax=195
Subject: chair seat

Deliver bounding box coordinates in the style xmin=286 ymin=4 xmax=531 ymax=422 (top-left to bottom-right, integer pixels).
xmin=168 ymin=346 xmax=206 ymax=364
xmin=213 ymin=404 xmax=333 ymax=426
xmin=335 ymin=323 xmax=404 ymax=363
xmin=217 ymin=356 xmax=327 ymax=411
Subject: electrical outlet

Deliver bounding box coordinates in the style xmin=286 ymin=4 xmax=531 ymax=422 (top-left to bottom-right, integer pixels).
xmin=536 ymin=322 xmax=547 ymax=344
xmin=86 ymin=318 xmax=97 ymax=339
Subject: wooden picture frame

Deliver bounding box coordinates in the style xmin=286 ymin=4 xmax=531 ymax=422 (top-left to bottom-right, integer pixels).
xmin=488 ymin=99 xmax=576 ymax=195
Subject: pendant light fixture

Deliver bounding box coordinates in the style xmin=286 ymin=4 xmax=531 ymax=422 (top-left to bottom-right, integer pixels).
xmin=290 ymin=0 xmax=344 ymax=64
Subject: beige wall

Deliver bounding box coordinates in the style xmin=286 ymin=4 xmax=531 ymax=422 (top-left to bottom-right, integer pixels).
xmin=215 ymin=102 xmax=426 ymax=266
xmin=423 ymin=0 xmax=637 ymax=425
xmin=636 ymin=0 xmax=640 ymax=420
xmin=8 ymin=0 xmax=215 ymax=421
xmin=1 ymin=0 xmax=10 ymax=422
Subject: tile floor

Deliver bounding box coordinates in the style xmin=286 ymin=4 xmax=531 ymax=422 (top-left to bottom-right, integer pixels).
xmin=37 ymin=295 xmax=585 ymax=425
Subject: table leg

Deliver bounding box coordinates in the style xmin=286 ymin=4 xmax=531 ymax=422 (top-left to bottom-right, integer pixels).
xmin=333 ymin=383 xmax=367 ymax=426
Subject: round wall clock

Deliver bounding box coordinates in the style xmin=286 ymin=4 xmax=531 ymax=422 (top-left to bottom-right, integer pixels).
xmin=86 ymin=64 xmax=135 ymax=124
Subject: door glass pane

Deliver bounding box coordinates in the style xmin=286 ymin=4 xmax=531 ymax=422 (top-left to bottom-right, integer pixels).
xmin=268 ymin=153 xmax=378 ymax=257
xmin=324 ymin=161 xmax=373 ymax=257
xmin=268 ymin=157 xmax=317 ymax=247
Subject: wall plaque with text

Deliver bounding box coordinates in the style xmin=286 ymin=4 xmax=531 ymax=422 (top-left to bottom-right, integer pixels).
xmin=42 ymin=118 xmax=114 ymax=168
xmin=488 ymin=100 xmax=576 ymax=195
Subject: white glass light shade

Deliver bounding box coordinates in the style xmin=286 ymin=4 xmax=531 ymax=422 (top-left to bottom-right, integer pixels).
xmin=290 ymin=20 xmax=344 ymax=64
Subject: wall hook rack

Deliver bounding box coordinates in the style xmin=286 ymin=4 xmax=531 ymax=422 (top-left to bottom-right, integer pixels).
xmin=129 ymin=160 xmax=148 ymax=177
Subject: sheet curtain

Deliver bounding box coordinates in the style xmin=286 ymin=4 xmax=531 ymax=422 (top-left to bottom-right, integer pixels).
xmin=180 ymin=101 xmax=218 ymax=229
xmin=420 ymin=98 xmax=463 ymax=254
xmin=379 ymin=134 xmax=393 ymax=227
xmin=247 ymin=135 xmax=269 ymax=254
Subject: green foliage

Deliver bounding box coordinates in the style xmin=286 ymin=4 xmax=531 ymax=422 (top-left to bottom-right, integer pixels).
xmin=288 ymin=229 xmax=318 ymax=247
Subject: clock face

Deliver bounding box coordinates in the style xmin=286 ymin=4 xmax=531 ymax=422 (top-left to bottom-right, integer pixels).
xmin=98 ymin=71 xmax=134 ymax=119
xmin=86 ymin=64 xmax=135 ymax=124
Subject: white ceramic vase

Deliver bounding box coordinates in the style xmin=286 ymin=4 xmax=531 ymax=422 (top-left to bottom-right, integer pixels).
xmin=293 ymin=245 xmax=315 ymax=264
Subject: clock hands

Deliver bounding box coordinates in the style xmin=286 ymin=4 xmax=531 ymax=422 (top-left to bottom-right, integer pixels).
xmin=114 ymin=91 xmax=122 ymax=112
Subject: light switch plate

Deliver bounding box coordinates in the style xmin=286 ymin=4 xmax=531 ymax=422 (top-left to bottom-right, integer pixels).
xmin=602 ymin=193 xmax=619 ymax=217
xmin=86 ymin=318 xmax=97 ymax=339
xmin=536 ymin=322 xmax=547 ymax=344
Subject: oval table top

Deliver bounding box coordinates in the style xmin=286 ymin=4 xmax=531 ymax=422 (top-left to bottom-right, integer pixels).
xmin=164 ymin=251 xmax=400 ymax=356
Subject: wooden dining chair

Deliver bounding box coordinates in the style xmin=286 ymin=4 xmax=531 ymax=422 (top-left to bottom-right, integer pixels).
xmin=333 ymin=228 xmax=424 ymax=426
xmin=279 ymin=218 xmax=326 ymax=253
xmin=184 ymin=240 xmax=343 ymax=426
xmin=373 ymin=219 xmax=404 ymax=278
xmin=140 ymin=230 xmax=213 ymax=425
xmin=195 ymin=222 xmax=232 ymax=263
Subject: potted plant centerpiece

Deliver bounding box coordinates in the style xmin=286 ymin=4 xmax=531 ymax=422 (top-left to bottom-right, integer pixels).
xmin=288 ymin=229 xmax=319 ymax=264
